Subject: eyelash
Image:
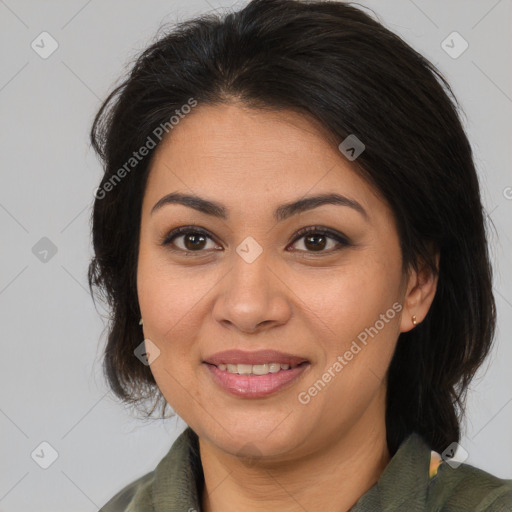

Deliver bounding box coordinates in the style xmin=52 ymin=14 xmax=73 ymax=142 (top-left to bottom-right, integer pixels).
xmin=159 ymin=225 xmax=351 ymax=256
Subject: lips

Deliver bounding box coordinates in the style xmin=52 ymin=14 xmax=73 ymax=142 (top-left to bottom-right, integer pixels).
xmin=203 ymin=349 xmax=309 ymax=367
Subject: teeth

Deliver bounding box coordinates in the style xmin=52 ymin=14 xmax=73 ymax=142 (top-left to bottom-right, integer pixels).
xmin=216 ymin=362 xmax=297 ymax=375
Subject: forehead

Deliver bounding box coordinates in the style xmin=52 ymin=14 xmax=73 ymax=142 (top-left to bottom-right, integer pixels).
xmin=143 ymin=103 xmax=386 ymax=221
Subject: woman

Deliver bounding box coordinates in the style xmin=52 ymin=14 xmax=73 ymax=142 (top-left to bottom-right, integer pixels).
xmin=88 ymin=0 xmax=512 ymax=510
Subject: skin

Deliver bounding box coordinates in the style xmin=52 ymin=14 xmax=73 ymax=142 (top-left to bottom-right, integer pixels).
xmin=137 ymin=102 xmax=438 ymax=512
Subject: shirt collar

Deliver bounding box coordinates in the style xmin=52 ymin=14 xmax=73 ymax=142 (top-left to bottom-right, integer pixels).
xmin=151 ymin=426 xmax=204 ymax=512
xmin=349 ymin=431 xmax=432 ymax=512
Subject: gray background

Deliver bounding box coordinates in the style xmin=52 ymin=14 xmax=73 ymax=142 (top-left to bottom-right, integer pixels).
xmin=1 ymin=0 xmax=511 ymax=510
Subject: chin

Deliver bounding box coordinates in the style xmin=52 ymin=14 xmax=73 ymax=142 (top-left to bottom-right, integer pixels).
xmin=207 ymin=417 xmax=304 ymax=455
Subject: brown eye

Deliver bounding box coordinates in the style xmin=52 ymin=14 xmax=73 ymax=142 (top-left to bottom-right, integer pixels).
xmin=302 ymin=233 xmax=328 ymax=251
xmin=181 ymin=232 xmax=208 ymax=251
xmin=289 ymin=226 xmax=350 ymax=254
xmin=161 ymin=227 xmax=219 ymax=253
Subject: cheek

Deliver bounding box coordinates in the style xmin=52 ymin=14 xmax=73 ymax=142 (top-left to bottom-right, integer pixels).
xmin=137 ymin=243 xmax=214 ymax=339
xmin=296 ymin=254 xmax=402 ymax=401
xmin=137 ymin=254 xmax=207 ymax=415
xmin=294 ymin=255 xmax=402 ymax=346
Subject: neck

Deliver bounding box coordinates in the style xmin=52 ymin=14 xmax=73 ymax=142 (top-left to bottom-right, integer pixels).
xmin=199 ymin=390 xmax=390 ymax=512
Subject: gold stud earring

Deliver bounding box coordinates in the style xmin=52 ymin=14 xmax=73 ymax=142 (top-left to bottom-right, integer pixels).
xmin=411 ymin=315 xmax=417 ymax=326
xmin=139 ymin=318 xmax=143 ymax=326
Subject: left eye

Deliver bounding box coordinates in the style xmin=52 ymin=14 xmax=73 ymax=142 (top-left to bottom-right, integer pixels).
xmin=290 ymin=227 xmax=349 ymax=253
xmin=160 ymin=226 xmax=350 ymax=254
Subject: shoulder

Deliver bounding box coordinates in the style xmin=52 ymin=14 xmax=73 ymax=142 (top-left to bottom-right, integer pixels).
xmin=427 ymin=458 xmax=512 ymax=511
xmin=97 ymin=426 xmax=201 ymax=512
xmin=98 ymin=471 xmax=155 ymax=512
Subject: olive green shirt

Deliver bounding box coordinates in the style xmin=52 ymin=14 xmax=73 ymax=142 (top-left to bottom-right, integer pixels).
xmin=99 ymin=427 xmax=512 ymax=511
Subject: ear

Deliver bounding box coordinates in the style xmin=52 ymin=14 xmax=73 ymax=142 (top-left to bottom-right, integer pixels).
xmin=400 ymin=249 xmax=439 ymax=333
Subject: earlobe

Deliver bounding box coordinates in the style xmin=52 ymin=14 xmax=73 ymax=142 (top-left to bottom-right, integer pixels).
xmin=400 ymin=253 xmax=439 ymax=333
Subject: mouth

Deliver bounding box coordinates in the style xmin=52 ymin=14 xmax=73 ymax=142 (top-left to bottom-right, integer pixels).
xmin=202 ymin=349 xmax=310 ymax=398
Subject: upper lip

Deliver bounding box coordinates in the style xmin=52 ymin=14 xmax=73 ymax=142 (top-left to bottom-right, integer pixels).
xmin=203 ymin=349 xmax=309 ymax=366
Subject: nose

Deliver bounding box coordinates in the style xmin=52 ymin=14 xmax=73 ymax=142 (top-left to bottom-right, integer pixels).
xmin=212 ymin=247 xmax=292 ymax=334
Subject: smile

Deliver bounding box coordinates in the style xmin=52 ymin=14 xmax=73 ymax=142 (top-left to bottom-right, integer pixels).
xmin=203 ymin=361 xmax=310 ymax=398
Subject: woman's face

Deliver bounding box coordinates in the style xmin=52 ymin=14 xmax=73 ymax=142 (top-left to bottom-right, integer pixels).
xmin=137 ymin=103 xmax=412 ymax=461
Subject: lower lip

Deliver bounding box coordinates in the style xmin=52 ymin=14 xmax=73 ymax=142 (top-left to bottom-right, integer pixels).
xmin=203 ymin=362 xmax=310 ymax=398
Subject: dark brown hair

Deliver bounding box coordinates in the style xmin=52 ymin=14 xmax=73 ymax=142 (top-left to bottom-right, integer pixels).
xmin=88 ymin=0 xmax=496 ymax=455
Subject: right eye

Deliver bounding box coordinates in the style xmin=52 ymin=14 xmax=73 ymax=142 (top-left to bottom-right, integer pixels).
xmin=160 ymin=226 xmax=221 ymax=254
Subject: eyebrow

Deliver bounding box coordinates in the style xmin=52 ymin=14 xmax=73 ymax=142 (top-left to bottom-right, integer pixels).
xmin=150 ymin=192 xmax=369 ymax=222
